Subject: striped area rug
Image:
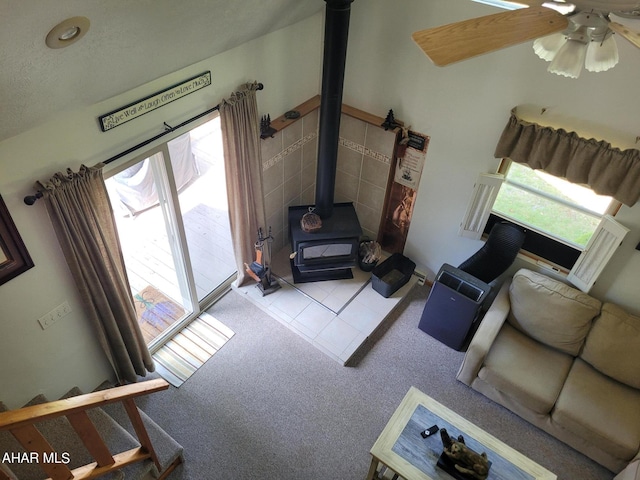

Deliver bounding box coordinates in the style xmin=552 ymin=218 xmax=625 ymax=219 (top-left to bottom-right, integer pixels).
xmin=152 ymin=311 xmax=234 ymax=387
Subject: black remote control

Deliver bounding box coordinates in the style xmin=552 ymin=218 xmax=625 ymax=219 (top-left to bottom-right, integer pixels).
xmin=421 ymin=425 xmax=439 ymax=438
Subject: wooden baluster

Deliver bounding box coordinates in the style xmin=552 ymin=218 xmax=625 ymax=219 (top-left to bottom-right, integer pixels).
xmin=122 ymin=398 xmax=161 ymax=471
xmin=67 ymin=447 xmax=149 ymax=480
xmin=66 ymin=410 xmax=115 ymax=467
xmin=10 ymin=424 xmax=74 ymax=480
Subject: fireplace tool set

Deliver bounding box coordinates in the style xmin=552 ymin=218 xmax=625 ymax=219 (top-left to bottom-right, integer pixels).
xmin=245 ymin=227 xmax=280 ymax=296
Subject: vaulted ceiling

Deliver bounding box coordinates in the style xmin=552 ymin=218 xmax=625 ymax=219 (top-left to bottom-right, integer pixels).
xmin=0 ymin=0 xmax=322 ymax=142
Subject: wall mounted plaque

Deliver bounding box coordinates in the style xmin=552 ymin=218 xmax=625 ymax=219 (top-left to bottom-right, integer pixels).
xmin=99 ymin=71 xmax=212 ymax=132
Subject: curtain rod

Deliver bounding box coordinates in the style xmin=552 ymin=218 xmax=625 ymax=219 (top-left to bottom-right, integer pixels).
xmin=24 ymin=82 xmax=264 ymax=206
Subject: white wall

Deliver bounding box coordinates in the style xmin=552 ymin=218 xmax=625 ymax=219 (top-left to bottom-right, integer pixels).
xmin=0 ymin=13 xmax=323 ymax=408
xmin=343 ymin=0 xmax=640 ymax=314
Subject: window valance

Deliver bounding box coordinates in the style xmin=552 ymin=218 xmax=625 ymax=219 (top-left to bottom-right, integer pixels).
xmin=494 ymin=108 xmax=640 ymax=206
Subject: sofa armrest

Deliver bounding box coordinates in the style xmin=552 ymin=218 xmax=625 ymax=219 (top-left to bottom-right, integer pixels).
xmin=456 ymin=279 xmax=511 ymax=386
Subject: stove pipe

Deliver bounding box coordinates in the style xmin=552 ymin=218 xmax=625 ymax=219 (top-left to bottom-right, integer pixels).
xmin=315 ymin=0 xmax=354 ymax=219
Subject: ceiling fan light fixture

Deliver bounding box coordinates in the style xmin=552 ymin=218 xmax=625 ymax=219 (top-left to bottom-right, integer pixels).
xmin=585 ymin=34 xmax=619 ymax=72
xmin=542 ymin=2 xmax=577 ymax=15
xmin=548 ymin=38 xmax=588 ymax=78
xmin=533 ymin=32 xmax=566 ymax=61
xmin=471 ymin=0 xmax=523 ymax=10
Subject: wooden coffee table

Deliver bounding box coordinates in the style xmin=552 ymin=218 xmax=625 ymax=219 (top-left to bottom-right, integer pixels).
xmin=367 ymin=387 xmax=556 ymax=480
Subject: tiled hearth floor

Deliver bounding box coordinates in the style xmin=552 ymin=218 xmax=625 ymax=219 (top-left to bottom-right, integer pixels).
xmin=234 ymin=247 xmax=418 ymax=365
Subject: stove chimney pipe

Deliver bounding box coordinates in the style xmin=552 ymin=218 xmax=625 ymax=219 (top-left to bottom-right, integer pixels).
xmin=315 ymin=0 xmax=354 ymax=219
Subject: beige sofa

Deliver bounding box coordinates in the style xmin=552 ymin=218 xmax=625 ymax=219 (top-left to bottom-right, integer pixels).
xmin=457 ymin=268 xmax=640 ymax=479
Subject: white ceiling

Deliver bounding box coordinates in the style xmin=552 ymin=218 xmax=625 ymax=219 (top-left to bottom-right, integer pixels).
xmin=0 ymin=0 xmax=323 ymax=142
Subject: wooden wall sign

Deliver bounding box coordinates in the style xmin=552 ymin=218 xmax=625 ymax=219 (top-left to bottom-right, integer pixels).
xmin=99 ymin=71 xmax=212 ymax=132
xmin=394 ymin=131 xmax=428 ymax=190
xmin=379 ymin=130 xmax=430 ymax=254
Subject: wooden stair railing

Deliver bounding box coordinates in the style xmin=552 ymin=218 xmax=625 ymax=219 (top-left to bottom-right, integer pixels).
xmin=0 ymin=378 xmax=170 ymax=480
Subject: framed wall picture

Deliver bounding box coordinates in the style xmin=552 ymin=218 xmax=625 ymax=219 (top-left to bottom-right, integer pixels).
xmin=0 ymin=195 xmax=34 ymax=285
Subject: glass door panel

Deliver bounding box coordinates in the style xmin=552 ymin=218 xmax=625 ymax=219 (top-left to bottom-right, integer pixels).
xmin=106 ymin=150 xmax=195 ymax=347
xmin=168 ymin=117 xmax=236 ymax=303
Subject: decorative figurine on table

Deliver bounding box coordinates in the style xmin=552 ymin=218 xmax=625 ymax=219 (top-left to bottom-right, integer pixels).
xmin=438 ymin=428 xmax=490 ymax=480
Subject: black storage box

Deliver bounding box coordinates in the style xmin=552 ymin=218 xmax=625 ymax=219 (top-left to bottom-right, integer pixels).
xmin=371 ymin=253 xmax=416 ymax=298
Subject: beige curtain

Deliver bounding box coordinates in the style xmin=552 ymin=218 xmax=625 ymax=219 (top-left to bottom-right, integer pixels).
xmin=494 ymin=108 xmax=640 ymax=206
xmin=38 ymin=164 xmax=154 ymax=383
xmin=219 ymin=82 xmax=267 ymax=286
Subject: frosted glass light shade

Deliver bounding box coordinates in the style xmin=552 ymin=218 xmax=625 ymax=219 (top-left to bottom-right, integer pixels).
xmin=585 ymin=35 xmax=619 ymax=72
xmin=533 ymin=33 xmax=566 ymax=61
xmin=548 ymin=39 xmax=588 ymax=78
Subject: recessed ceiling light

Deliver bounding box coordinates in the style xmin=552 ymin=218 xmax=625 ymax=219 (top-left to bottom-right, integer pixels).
xmin=46 ymin=16 xmax=90 ymax=49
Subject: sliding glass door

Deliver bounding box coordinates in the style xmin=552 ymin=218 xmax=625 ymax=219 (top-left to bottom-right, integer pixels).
xmin=104 ymin=116 xmax=235 ymax=350
xmin=170 ymin=118 xmax=236 ymax=302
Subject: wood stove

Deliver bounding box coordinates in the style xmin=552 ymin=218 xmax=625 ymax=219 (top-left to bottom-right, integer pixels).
xmin=289 ymin=203 xmax=362 ymax=283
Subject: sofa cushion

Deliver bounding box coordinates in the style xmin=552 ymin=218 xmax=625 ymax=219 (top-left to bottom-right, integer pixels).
xmin=507 ymin=269 xmax=601 ymax=356
xmin=478 ymin=323 xmax=574 ymax=414
xmin=581 ymin=303 xmax=640 ymax=389
xmin=553 ymin=358 xmax=640 ymax=462
xmin=614 ymin=459 xmax=640 ymax=480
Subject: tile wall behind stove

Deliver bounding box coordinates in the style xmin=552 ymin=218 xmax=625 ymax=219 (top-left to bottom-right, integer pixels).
xmin=336 ymin=114 xmax=396 ymax=241
xmin=261 ymin=109 xmax=319 ymax=253
xmin=261 ymin=105 xmax=397 ymax=253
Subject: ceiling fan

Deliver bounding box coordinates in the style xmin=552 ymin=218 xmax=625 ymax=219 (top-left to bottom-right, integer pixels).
xmin=412 ymin=0 xmax=640 ymax=78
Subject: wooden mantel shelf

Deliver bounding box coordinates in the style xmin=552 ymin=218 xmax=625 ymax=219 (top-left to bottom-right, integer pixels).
xmin=269 ymin=95 xmax=401 ymax=133
xmin=342 ymin=103 xmax=402 ymax=131
xmin=269 ymin=95 xmax=320 ymax=133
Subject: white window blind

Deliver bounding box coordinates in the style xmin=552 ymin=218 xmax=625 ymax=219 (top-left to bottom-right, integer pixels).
xmin=459 ymin=173 xmax=504 ymax=239
xmin=567 ymin=215 xmax=629 ymax=292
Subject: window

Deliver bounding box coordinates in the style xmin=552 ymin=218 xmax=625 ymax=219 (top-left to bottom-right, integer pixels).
xmin=459 ymin=164 xmax=629 ymax=292
xmin=492 ymin=160 xmax=619 ymax=250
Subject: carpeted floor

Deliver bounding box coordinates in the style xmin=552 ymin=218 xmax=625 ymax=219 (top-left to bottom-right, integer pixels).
xmin=135 ymin=283 xmax=614 ymax=480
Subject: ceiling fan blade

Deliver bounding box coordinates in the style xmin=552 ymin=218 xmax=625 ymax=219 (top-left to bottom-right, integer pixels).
xmin=412 ymin=6 xmax=568 ymax=66
xmin=609 ymin=21 xmax=640 ymax=49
